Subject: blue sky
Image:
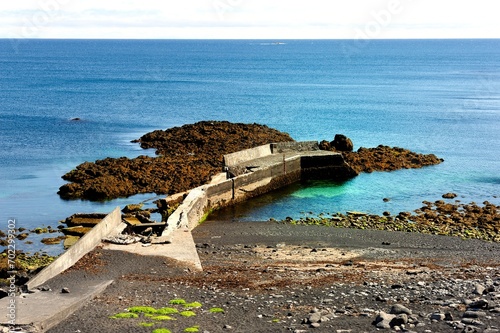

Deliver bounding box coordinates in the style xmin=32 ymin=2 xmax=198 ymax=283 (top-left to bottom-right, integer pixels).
xmin=1 ymin=0 xmax=499 ymax=39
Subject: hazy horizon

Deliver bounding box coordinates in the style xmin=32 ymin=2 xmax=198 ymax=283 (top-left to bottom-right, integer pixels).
xmin=2 ymin=1 xmax=499 ymax=40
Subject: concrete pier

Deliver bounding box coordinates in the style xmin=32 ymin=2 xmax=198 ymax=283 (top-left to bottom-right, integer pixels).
xmin=2 ymin=141 xmax=355 ymax=331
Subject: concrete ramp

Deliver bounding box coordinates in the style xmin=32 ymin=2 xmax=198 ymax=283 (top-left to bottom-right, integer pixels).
xmin=0 ymin=280 xmax=113 ymax=332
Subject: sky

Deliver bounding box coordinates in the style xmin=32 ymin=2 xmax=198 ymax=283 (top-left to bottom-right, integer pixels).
xmin=1 ymin=0 xmax=499 ymax=39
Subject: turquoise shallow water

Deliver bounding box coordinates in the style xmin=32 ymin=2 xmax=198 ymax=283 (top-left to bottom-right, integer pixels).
xmin=0 ymin=39 xmax=499 ymax=254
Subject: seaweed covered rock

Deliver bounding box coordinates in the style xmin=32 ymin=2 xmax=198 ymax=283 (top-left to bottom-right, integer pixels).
xmin=342 ymin=145 xmax=443 ymax=173
xmin=58 ymin=121 xmax=294 ymax=201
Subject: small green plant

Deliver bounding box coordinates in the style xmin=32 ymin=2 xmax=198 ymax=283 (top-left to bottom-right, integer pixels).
xmin=272 ymin=319 xmax=280 ymax=323
xmin=139 ymin=322 xmax=155 ymax=327
xmin=199 ymin=209 xmax=212 ymax=224
xmin=179 ymin=310 xmax=196 ymax=317
xmin=209 ymin=307 xmax=225 ymax=314
xmin=152 ymin=329 xmax=172 ymax=333
xmin=128 ymin=306 xmax=157 ymax=314
xmin=109 ymin=312 xmax=138 ymax=319
xmin=156 ymin=307 xmax=179 ymax=315
xmin=169 ymin=299 xmax=187 ymax=305
xmin=151 ymin=315 xmax=175 ymax=321
xmin=184 ymin=326 xmax=200 ymax=332
xmin=184 ymin=301 xmax=202 ymax=308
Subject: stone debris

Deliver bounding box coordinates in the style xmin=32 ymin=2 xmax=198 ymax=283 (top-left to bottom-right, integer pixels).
xmin=102 ymin=235 xmax=143 ymax=245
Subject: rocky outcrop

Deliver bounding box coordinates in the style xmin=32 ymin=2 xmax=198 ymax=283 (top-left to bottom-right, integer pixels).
xmin=318 ymin=136 xmax=442 ymax=173
xmin=58 ymin=121 xmax=294 ymax=201
xmin=341 ymin=145 xmax=443 ymax=173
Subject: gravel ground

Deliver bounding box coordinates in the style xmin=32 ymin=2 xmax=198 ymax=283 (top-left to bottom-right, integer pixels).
xmin=44 ymin=221 xmax=500 ymax=333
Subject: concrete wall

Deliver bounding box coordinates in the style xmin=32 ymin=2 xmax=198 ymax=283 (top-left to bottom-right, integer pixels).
xmin=164 ymin=187 xmax=209 ymax=234
xmin=166 ymin=153 xmax=307 ymax=231
xmin=223 ymin=144 xmax=272 ymax=166
xmin=271 ymin=141 xmax=319 ymax=153
xmin=27 ymin=207 xmax=122 ymax=290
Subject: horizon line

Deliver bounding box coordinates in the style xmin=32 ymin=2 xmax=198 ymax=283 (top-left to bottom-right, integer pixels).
xmin=2 ymin=37 xmax=500 ymax=41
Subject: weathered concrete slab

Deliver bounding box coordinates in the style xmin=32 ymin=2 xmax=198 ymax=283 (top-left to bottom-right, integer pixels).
xmin=0 ymin=280 xmax=113 ymax=332
xmin=26 ymin=207 xmax=122 ymax=290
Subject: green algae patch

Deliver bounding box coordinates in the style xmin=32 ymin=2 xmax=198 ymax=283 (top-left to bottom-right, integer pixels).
xmin=156 ymin=307 xmax=179 ymax=315
xmin=151 ymin=315 xmax=175 ymax=321
xmin=128 ymin=306 xmax=157 ymax=314
xmin=184 ymin=301 xmax=202 ymax=308
xmin=179 ymin=310 xmax=196 ymax=317
xmin=184 ymin=326 xmax=200 ymax=332
xmin=209 ymin=307 xmax=225 ymax=314
xmin=169 ymin=298 xmax=187 ymax=305
xmin=152 ymin=329 xmax=172 ymax=333
xmin=109 ymin=312 xmax=139 ymax=319
xmin=139 ymin=322 xmax=155 ymax=327
xmin=199 ymin=208 xmax=214 ymax=224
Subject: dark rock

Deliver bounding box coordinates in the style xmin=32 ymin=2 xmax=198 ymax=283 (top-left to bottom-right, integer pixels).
xmin=461 ymin=318 xmax=484 ymax=326
xmin=468 ymin=299 xmax=489 ymax=309
xmin=17 ymin=233 xmax=29 ymax=240
xmin=391 ymin=284 xmax=404 ymax=290
xmin=61 ymin=287 xmax=70 ymax=293
xmin=122 ymin=204 xmax=144 ymax=214
xmin=318 ymin=140 xmax=330 ymax=150
xmin=0 ymin=288 xmax=8 ymax=299
xmin=444 ymin=312 xmax=454 ymax=321
xmin=390 ymin=313 xmax=408 ymax=327
xmin=463 ymin=311 xmax=486 ymax=318
xmin=443 ymin=192 xmax=458 ymax=199
xmin=430 ymin=312 xmax=446 ymax=321
xmin=331 ymin=134 xmax=354 ymax=152
xmin=155 ymin=198 xmax=169 ymax=211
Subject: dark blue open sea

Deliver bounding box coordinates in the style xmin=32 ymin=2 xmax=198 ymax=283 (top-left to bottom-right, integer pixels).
xmin=1 ymin=39 xmax=499 ymax=254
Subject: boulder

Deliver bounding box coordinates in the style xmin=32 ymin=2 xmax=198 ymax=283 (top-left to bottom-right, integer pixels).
xmin=122 ymin=203 xmax=144 ymax=213
xmin=331 ymin=134 xmax=354 ymax=152
xmin=318 ymin=140 xmax=330 ymax=150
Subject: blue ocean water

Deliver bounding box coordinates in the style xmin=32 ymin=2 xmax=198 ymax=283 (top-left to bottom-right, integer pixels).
xmin=1 ymin=39 xmax=499 ymax=254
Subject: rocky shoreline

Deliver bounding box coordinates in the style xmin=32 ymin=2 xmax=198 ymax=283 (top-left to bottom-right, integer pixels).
xmin=278 ymin=197 xmax=500 ymax=242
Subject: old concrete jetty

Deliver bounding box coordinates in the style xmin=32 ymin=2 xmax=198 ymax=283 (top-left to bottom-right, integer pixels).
xmin=1 ymin=141 xmax=356 ymax=331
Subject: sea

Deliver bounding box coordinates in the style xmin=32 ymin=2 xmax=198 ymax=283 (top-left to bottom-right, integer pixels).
xmin=1 ymin=39 xmax=499 ymax=255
